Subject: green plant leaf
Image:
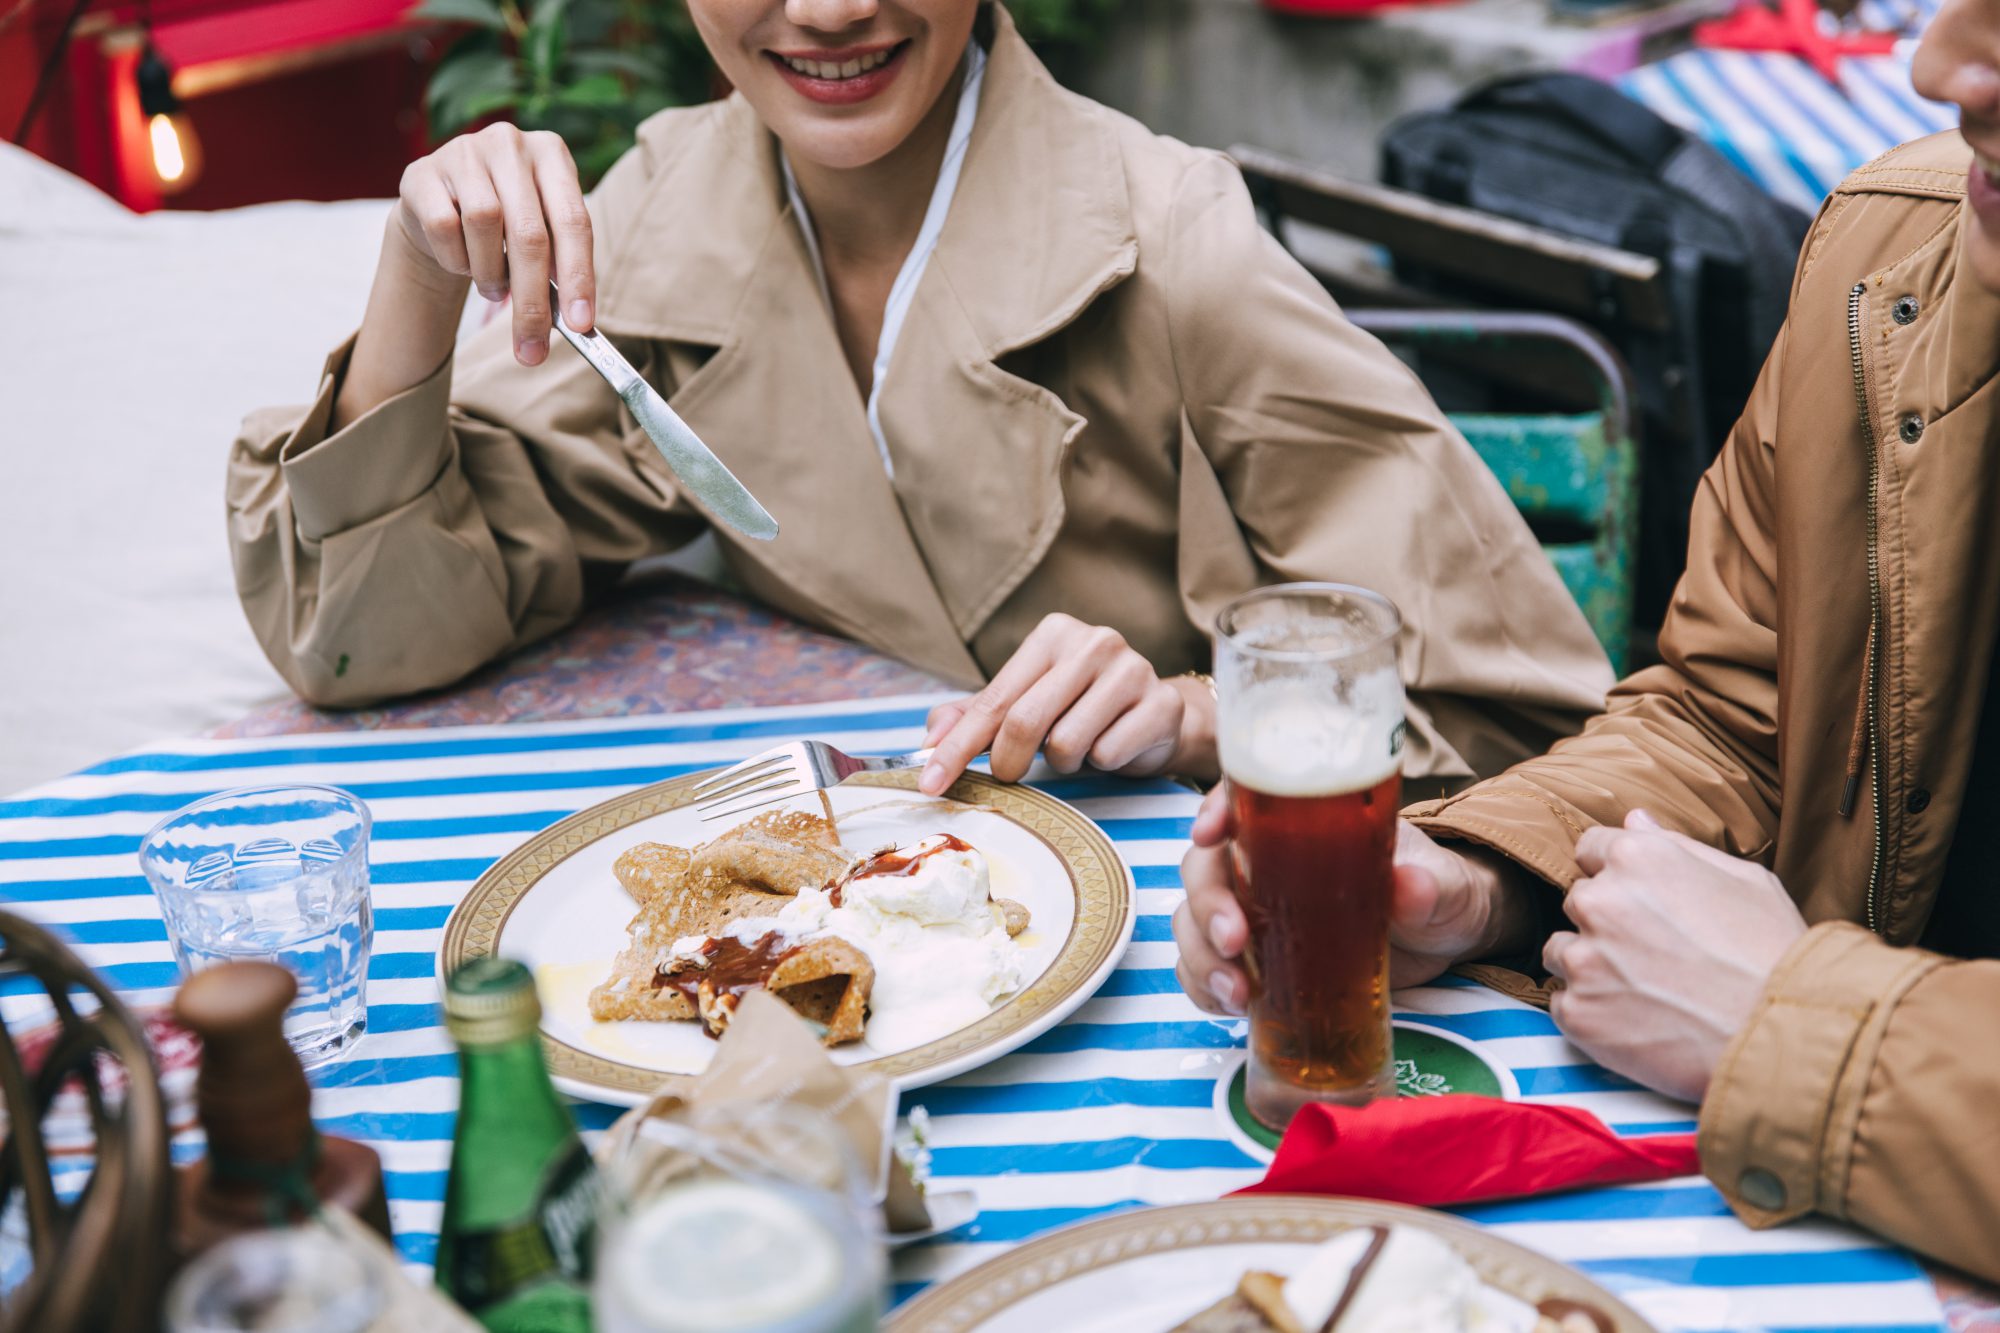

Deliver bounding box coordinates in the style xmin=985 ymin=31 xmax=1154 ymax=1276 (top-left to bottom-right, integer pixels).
xmin=568 ymin=49 xmax=664 ymax=80
xmin=426 ymin=47 xmax=522 ymax=136
xmin=525 ymin=0 xmax=570 ymax=85
xmin=410 ymin=0 xmax=510 ymax=29
xmin=550 ymin=70 xmax=629 ymax=108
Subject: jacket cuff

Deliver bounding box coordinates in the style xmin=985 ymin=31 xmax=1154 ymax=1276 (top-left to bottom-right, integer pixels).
xmin=279 ymin=333 xmax=456 ymax=541
xmin=1405 ymin=786 xmax=1591 ymax=890
xmin=1698 ymin=921 xmax=1942 ymax=1227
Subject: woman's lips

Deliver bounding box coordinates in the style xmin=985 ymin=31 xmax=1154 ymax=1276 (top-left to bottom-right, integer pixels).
xmin=767 ymin=40 xmax=910 ymax=106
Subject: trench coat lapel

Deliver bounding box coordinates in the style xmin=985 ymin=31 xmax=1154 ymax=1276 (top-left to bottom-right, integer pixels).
xmin=877 ymin=10 xmax=1138 ymax=639
xmin=595 ymin=9 xmax=1138 ymax=676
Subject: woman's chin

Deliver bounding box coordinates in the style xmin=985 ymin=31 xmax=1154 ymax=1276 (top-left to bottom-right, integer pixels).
xmin=768 ymin=113 xmax=920 ymax=173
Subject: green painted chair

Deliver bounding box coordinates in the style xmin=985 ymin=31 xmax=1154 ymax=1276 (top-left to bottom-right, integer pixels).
xmin=1348 ymin=311 xmax=1640 ymax=673
xmin=1231 ymin=147 xmax=1650 ymax=674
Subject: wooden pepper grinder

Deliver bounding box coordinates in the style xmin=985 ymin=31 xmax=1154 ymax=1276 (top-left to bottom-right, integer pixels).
xmin=172 ymin=961 xmax=394 ymax=1263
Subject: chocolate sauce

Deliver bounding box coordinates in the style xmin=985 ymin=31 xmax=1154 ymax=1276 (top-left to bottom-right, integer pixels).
xmin=652 ymin=932 xmax=801 ymax=1036
xmin=1319 ymin=1225 xmax=1390 ymax=1333
xmin=829 ymin=834 xmax=974 ymax=907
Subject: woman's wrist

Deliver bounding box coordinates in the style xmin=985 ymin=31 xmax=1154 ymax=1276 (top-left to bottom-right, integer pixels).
xmin=333 ymin=220 xmax=473 ymax=431
xmin=1166 ymin=671 xmax=1220 ymax=783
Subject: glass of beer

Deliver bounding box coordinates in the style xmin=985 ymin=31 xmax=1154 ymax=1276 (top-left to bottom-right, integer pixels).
xmin=1215 ymin=583 xmax=1405 ymax=1130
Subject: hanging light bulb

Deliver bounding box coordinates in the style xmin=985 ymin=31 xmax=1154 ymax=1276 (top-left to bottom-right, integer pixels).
xmin=136 ymin=43 xmax=200 ymax=193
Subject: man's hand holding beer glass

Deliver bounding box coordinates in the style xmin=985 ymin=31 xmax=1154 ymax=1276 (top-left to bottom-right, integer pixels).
xmin=1174 ymin=797 xmax=1546 ymax=1014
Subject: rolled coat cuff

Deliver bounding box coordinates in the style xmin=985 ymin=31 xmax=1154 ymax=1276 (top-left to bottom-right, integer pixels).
xmin=1697 ymin=921 xmax=1942 ymax=1227
xmin=279 ymin=333 xmax=456 ymax=541
xmin=1405 ymin=785 xmax=1591 ymax=891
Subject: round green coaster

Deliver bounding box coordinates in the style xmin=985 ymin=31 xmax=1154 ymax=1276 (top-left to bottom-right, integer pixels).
xmin=1223 ymin=1022 xmax=1513 ymax=1154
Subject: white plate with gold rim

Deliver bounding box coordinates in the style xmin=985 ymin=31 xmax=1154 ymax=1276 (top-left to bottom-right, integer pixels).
xmin=437 ymin=769 xmax=1135 ymax=1105
xmin=886 ymin=1197 xmax=1656 ymax=1333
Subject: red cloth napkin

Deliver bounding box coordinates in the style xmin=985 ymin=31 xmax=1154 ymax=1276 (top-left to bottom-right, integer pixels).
xmin=1694 ymin=0 xmax=1897 ymax=84
xmin=1235 ymin=1095 xmax=1699 ymax=1207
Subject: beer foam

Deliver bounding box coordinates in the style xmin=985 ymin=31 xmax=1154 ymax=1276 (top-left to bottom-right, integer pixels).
xmin=1219 ymin=681 xmax=1402 ymax=797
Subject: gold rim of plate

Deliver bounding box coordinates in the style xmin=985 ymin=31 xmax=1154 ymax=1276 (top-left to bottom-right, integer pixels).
xmin=886 ymin=1197 xmax=1658 ymax=1333
xmin=438 ymin=769 xmax=1133 ymax=1096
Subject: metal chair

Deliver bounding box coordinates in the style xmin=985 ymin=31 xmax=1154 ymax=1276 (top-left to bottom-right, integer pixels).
xmin=1233 ymin=147 xmax=1647 ymax=671
xmin=0 ymin=911 xmax=171 ymax=1333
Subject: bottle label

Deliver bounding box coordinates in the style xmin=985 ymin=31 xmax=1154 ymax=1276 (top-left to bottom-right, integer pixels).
xmin=441 ymin=1141 xmax=600 ymax=1309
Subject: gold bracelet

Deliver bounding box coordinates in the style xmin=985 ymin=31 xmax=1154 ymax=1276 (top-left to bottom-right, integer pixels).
xmin=1177 ymin=670 xmax=1217 ymax=701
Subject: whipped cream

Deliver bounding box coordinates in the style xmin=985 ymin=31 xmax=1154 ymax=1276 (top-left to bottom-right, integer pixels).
xmin=1286 ymin=1226 xmax=1541 ymax=1333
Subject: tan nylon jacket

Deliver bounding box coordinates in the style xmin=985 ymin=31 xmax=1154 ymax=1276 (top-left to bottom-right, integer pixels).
xmin=224 ymin=10 xmax=1611 ymax=784
xmin=1411 ymin=133 xmax=2000 ymax=1281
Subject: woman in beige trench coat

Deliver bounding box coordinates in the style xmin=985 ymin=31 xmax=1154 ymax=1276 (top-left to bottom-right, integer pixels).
xmin=226 ymin=0 xmax=1612 ymax=795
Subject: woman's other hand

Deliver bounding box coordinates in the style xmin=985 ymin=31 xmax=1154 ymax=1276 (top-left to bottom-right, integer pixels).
xmin=394 ymin=123 xmax=597 ymax=366
xmin=917 ymin=614 xmax=1219 ymax=795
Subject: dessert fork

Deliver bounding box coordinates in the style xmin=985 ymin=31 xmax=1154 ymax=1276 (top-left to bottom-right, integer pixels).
xmin=693 ymin=740 xmax=982 ymax=821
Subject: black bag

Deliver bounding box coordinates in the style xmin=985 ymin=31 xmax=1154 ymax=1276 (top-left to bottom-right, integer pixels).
xmin=1380 ymin=72 xmax=1812 ymax=619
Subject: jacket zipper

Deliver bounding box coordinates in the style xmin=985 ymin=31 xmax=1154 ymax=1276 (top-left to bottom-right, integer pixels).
xmin=1848 ymin=281 xmax=1886 ymax=934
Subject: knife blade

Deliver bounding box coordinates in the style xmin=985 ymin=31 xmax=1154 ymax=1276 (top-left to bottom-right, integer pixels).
xmin=549 ymin=283 xmax=779 ymax=542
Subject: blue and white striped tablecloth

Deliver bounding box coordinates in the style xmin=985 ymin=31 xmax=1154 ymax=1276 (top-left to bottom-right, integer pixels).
xmin=0 ymin=696 xmax=1945 ymax=1331
xmin=1622 ymin=0 xmax=1957 ymax=213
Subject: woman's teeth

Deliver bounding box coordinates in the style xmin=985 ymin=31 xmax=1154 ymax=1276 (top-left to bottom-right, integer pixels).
xmin=781 ymin=48 xmax=895 ymax=80
xmin=1978 ymin=150 xmax=2000 ymax=189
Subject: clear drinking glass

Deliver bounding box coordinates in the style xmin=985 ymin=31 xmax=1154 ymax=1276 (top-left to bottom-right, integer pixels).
xmin=139 ymin=785 xmax=372 ymax=1070
xmin=1215 ymin=583 xmax=1406 ymax=1131
xmin=165 ymin=1227 xmax=383 ymax=1333
xmin=593 ymin=1105 xmax=885 ymax=1333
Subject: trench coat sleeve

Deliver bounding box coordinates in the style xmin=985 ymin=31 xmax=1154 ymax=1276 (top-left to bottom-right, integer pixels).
xmin=1694 ymin=921 xmax=2000 ymax=1281
xmin=1401 ymin=318 xmax=1790 ymax=879
xmin=225 ymin=143 xmax=703 ymax=707
xmin=1164 ymin=152 xmax=1615 ymax=784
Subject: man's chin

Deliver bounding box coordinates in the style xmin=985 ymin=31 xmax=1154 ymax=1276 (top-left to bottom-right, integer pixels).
xmin=1963 ymin=213 xmax=2000 ymax=297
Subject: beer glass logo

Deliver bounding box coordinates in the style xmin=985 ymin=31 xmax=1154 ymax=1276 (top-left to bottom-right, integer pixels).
xmin=1388 ymin=719 xmax=1407 ymax=757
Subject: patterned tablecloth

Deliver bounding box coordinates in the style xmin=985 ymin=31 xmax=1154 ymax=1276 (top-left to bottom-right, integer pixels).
xmin=0 ymin=688 xmax=1966 ymax=1333
xmin=1622 ymin=0 xmax=1955 ymax=212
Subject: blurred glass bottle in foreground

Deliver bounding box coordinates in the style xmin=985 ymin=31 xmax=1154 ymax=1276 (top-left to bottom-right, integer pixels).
xmin=172 ymin=961 xmax=393 ymax=1263
xmin=436 ymin=957 xmax=600 ymax=1332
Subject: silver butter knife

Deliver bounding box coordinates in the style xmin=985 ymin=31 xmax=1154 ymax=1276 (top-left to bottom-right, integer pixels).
xmin=549 ymin=282 xmax=779 ymax=541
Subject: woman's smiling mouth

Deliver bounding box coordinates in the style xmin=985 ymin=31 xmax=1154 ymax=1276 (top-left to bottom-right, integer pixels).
xmin=767 ymin=40 xmax=912 ymax=104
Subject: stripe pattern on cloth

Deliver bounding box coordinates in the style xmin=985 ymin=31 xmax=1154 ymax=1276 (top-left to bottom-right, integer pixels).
xmin=0 ymin=698 xmax=1945 ymax=1332
xmin=1622 ymin=0 xmax=1956 ymax=213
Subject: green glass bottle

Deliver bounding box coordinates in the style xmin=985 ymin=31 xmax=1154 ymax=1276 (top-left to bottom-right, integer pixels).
xmin=436 ymin=957 xmax=600 ymax=1332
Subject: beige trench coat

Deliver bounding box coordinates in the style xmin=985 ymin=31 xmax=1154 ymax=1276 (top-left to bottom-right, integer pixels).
xmin=226 ymin=8 xmax=1611 ymax=783
xmin=1411 ymin=133 xmax=2000 ymax=1280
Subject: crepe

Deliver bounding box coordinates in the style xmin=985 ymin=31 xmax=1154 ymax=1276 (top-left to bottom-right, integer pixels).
xmin=1172 ymin=1274 xmax=1295 ymax=1333
xmin=1168 ymin=1270 xmax=1615 ymax=1333
xmin=613 ymin=842 xmax=692 ymax=904
xmin=688 ymin=809 xmax=851 ymax=893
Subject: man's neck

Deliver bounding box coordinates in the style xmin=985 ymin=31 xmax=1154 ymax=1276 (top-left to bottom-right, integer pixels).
xmin=788 ymin=57 xmax=968 ymax=271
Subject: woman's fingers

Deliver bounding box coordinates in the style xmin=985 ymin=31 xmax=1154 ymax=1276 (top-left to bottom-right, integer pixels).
xmin=482 ymin=127 xmax=554 ymax=365
xmin=1085 ymin=679 xmax=1183 ymax=774
xmin=442 ymin=149 xmax=506 ymax=301
xmin=1043 ymin=654 xmax=1156 ymax=774
xmin=529 ymin=131 xmax=595 ymax=332
xmin=986 ymin=646 xmax=1110 ymax=779
xmin=923 ymin=701 xmax=967 ymax=749
xmin=919 ymin=616 xmax=1070 ymax=793
xmin=399 ymin=161 xmax=471 ymax=280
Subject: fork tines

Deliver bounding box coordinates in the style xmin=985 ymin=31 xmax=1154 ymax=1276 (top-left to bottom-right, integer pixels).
xmin=693 ymin=744 xmax=807 ymax=820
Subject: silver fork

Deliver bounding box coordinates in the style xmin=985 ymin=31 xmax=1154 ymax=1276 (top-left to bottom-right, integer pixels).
xmin=692 ymin=740 xmax=980 ymax=821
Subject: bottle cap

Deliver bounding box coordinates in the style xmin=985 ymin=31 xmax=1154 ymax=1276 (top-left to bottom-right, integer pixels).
xmin=444 ymin=957 xmax=542 ymax=1046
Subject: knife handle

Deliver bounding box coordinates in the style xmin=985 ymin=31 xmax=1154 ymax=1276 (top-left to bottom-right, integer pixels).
xmin=549 ymin=280 xmax=642 ymax=397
